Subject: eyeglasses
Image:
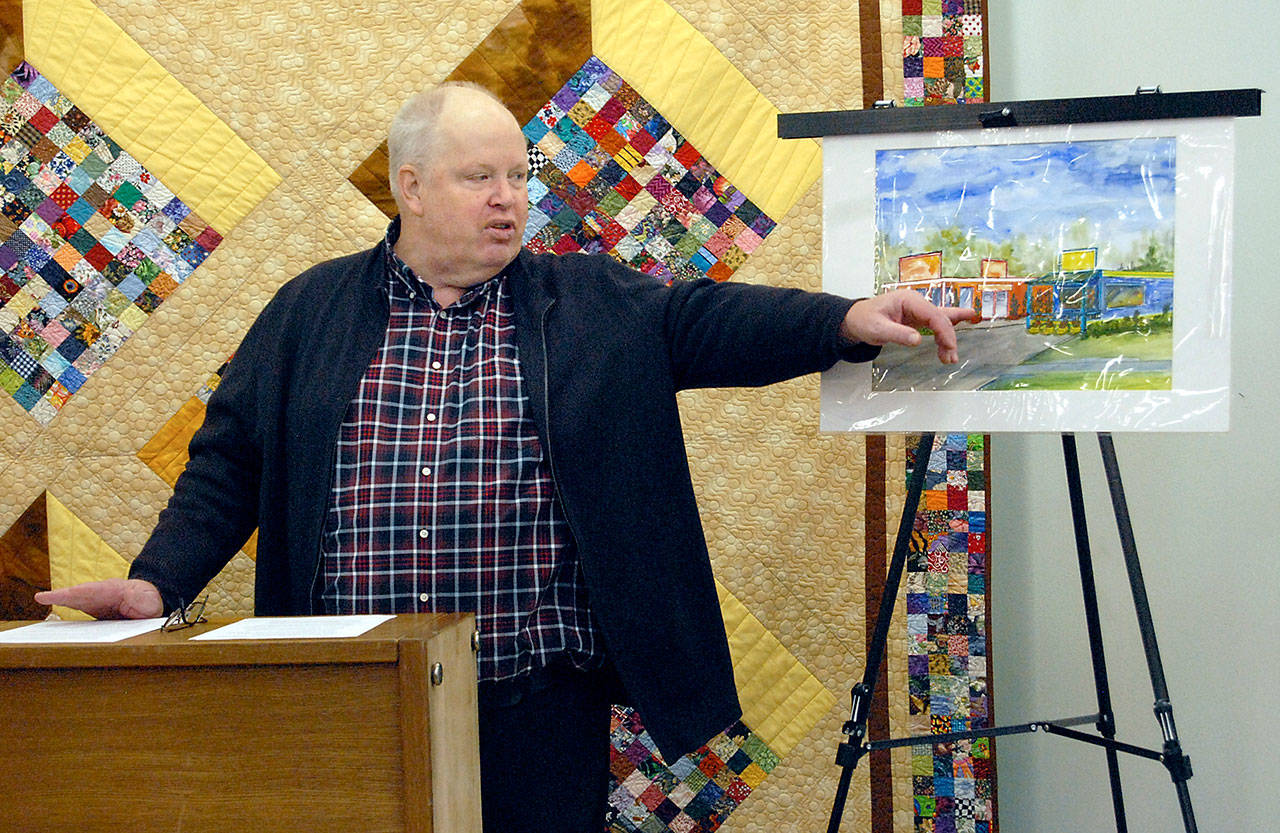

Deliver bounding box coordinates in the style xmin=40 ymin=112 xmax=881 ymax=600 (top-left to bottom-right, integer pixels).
xmin=161 ymin=597 xmax=208 ymax=632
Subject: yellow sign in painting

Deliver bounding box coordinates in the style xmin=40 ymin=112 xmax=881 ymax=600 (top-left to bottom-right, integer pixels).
xmin=1060 ymin=247 xmax=1098 ymax=272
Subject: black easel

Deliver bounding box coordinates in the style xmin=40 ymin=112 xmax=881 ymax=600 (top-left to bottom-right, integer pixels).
xmin=827 ymin=432 xmax=1196 ymax=833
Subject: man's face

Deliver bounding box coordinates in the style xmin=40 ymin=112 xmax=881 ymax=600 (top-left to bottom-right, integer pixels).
xmin=414 ymin=95 xmax=530 ymax=285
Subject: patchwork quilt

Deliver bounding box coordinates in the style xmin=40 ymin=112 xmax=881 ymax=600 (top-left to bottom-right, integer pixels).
xmin=0 ymin=1 xmax=991 ymax=831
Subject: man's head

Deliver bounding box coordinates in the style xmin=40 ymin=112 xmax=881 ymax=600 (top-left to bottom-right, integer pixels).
xmin=389 ymin=83 xmax=530 ymax=298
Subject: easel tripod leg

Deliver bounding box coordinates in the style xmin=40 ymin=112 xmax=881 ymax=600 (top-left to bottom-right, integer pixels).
xmin=828 ymin=432 xmax=935 ymax=833
xmin=1061 ymin=433 xmax=1128 ymax=832
xmin=1097 ymin=433 xmax=1197 ymax=833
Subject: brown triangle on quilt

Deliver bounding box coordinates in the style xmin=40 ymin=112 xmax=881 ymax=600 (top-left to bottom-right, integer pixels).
xmin=0 ymin=0 xmax=21 ymax=78
xmin=348 ymin=141 xmax=397 ymax=219
xmin=445 ymin=0 xmax=592 ymax=125
xmin=0 ymin=491 xmax=52 ymax=620
xmin=347 ymin=0 xmax=592 ymax=218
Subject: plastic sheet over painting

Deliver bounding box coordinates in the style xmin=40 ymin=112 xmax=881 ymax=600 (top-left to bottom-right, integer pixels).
xmin=820 ymin=118 xmax=1236 ymax=432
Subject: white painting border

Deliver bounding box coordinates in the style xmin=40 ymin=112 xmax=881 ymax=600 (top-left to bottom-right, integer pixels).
xmin=820 ymin=117 xmax=1235 ymax=433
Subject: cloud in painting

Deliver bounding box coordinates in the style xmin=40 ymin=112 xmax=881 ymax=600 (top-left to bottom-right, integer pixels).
xmin=876 ymin=137 xmax=1176 ymax=253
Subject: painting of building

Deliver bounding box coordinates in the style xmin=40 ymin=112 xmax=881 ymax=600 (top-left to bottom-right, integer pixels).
xmin=872 ymin=244 xmax=1174 ymax=392
xmin=868 ymin=132 xmax=1179 ymax=393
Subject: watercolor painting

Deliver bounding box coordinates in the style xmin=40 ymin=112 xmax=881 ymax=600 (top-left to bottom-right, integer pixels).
xmin=870 ymin=137 xmax=1176 ymax=392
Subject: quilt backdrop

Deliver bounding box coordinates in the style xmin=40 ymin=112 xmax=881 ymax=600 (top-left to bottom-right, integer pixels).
xmin=0 ymin=1 xmax=992 ymax=831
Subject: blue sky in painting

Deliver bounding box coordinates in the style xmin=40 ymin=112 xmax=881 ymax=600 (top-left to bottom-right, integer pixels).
xmin=875 ymin=137 xmax=1176 ymax=252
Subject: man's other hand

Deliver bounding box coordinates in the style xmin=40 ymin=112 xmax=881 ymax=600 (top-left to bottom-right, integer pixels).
xmin=841 ymin=289 xmax=980 ymax=365
xmin=34 ymin=578 xmax=164 ymax=619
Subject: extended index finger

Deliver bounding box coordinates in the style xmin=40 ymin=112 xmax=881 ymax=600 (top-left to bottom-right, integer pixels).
xmin=33 ymin=580 xmax=126 ymax=619
xmin=32 ymin=586 xmax=82 ymax=606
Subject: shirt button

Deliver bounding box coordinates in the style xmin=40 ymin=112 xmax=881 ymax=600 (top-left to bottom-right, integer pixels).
xmin=431 ymin=361 xmax=442 ymax=370
xmin=426 ymin=413 xmax=436 ymax=422
xmin=421 ymin=466 xmax=431 ymax=477
xmin=418 ymin=593 xmax=429 ymax=604
xmin=418 ymin=529 xmax=429 ymax=539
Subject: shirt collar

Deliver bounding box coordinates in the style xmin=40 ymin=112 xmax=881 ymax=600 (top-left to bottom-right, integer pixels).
xmin=384 ymin=216 xmax=507 ymax=310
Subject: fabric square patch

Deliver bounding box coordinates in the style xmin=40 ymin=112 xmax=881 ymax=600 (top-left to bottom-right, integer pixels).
xmin=0 ymin=63 xmax=222 ymax=424
xmin=523 ymin=57 xmax=774 ymax=284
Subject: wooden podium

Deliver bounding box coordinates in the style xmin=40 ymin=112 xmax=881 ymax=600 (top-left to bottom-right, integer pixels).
xmin=0 ymin=613 xmax=481 ymax=833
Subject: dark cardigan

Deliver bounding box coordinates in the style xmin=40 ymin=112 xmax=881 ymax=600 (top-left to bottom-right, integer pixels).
xmin=130 ymin=243 xmax=873 ymax=758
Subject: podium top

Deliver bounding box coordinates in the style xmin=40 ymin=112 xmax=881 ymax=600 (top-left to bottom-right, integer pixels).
xmin=0 ymin=612 xmax=474 ymax=669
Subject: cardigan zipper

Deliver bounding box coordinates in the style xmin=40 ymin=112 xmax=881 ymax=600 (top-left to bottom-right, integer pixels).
xmin=307 ymin=276 xmax=391 ymax=615
xmin=537 ymin=297 xmax=587 ymax=555
xmin=307 ymin=437 xmax=342 ymax=615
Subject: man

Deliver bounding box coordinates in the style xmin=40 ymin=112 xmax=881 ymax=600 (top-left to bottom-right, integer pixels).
xmin=38 ymin=83 xmax=976 ymax=831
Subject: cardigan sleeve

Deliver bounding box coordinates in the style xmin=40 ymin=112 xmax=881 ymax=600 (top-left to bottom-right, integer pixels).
xmin=613 ymin=261 xmax=880 ymax=390
xmin=127 ymin=305 xmax=274 ymax=612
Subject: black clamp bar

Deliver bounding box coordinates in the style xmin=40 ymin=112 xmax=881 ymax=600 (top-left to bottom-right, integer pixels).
xmin=778 ymin=87 xmax=1262 ymax=138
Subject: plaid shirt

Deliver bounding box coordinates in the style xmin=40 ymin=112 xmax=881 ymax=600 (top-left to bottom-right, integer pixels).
xmin=318 ymin=219 xmax=602 ymax=681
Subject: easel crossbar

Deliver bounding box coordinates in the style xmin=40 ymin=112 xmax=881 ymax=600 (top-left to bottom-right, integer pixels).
xmin=1041 ymin=723 xmax=1165 ymax=762
xmin=863 ymin=713 xmax=1101 ymax=751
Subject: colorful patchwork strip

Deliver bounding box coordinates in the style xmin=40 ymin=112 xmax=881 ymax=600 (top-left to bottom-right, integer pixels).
xmin=905 ymin=433 xmax=994 ymax=833
xmin=900 ymin=2 xmax=992 ymax=825
xmin=0 ymin=62 xmax=221 ymax=424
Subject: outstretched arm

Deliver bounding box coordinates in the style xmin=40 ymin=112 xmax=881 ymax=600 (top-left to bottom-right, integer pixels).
xmin=34 ymin=578 xmax=164 ymax=619
xmin=840 ymin=289 xmax=979 ymax=365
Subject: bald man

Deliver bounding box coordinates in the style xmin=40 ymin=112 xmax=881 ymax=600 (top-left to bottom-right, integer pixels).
xmin=39 ymin=83 xmax=976 ymax=831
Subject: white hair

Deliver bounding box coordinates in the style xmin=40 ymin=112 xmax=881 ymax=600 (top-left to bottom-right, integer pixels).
xmin=387 ymin=82 xmax=507 ymax=205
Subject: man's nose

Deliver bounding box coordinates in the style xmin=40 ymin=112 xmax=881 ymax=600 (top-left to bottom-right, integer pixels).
xmin=491 ymin=177 xmax=518 ymax=206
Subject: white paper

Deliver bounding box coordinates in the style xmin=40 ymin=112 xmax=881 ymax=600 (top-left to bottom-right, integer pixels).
xmin=188 ymin=614 xmax=395 ymax=641
xmin=0 ymin=618 xmax=166 ymax=644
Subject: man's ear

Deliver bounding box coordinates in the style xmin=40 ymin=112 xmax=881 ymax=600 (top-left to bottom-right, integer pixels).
xmin=397 ymin=164 xmax=425 ymax=215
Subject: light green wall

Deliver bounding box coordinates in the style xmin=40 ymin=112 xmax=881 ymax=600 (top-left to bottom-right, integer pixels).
xmin=987 ymin=2 xmax=1279 ymax=830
